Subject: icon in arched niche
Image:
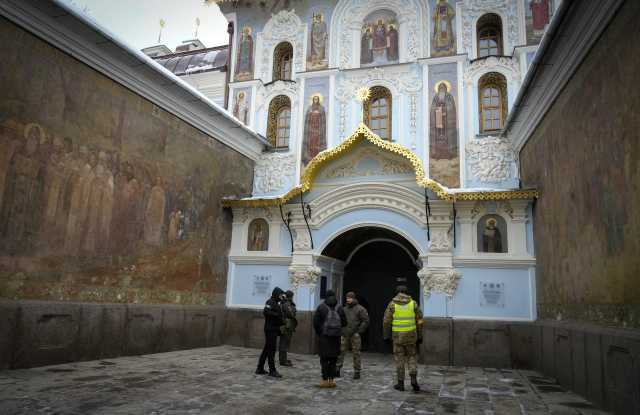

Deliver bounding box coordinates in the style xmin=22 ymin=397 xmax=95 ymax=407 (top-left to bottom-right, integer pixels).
xmin=360 ymin=10 xmax=399 ymax=67
xmin=301 ymin=93 xmax=327 ymax=169
xmin=233 ymin=90 xmax=250 ymax=125
xmin=235 ymin=26 xmax=254 ymax=81
xmin=308 ymin=12 xmax=328 ymax=70
xmin=248 ymin=218 xmax=269 ymax=251
xmin=477 ymin=214 xmax=507 ymax=253
xmin=431 ymin=0 xmax=456 ymax=57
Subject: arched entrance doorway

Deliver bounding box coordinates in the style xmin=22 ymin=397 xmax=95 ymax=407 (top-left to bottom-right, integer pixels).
xmin=322 ymin=226 xmax=421 ymax=353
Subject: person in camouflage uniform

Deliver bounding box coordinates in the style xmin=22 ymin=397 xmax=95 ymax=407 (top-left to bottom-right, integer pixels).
xmin=383 ymin=285 xmax=423 ymax=392
xmin=336 ymin=291 xmax=369 ymax=379
xmin=279 ymin=290 xmax=297 ymax=366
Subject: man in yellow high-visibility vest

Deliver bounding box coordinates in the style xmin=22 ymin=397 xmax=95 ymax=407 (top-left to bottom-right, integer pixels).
xmin=382 ymin=285 xmax=423 ymax=392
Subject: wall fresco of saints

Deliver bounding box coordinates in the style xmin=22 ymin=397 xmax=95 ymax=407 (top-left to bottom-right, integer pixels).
xmin=301 ymin=78 xmax=329 ymax=173
xmin=232 ymin=88 xmax=252 ymax=126
xmin=526 ymin=0 xmax=553 ymax=45
xmin=428 ymin=63 xmax=460 ymax=188
xmin=431 ymin=0 xmax=457 ymax=57
xmin=235 ymin=26 xmax=254 ymax=81
xmin=360 ymin=10 xmax=399 ymax=67
xmin=307 ymin=11 xmax=329 ymax=70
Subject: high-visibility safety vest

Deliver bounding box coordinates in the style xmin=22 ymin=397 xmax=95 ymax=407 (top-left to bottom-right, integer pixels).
xmin=392 ymin=300 xmax=417 ymax=333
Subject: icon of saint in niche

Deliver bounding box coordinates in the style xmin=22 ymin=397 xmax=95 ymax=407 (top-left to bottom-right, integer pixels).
xmin=432 ymin=0 xmax=456 ymax=56
xmin=482 ymin=218 xmax=503 ymax=253
xmin=302 ymin=94 xmax=327 ymax=168
xmin=309 ymin=12 xmax=328 ymax=68
xmin=248 ymin=218 xmax=268 ymax=251
xmin=235 ymin=26 xmax=254 ymax=81
xmin=430 ymin=80 xmax=458 ymax=160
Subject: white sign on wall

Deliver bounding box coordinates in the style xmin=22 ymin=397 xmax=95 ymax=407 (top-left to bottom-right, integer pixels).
xmin=253 ymin=275 xmax=272 ymax=296
xmin=480 ymin=281 xmax=505 ymax=307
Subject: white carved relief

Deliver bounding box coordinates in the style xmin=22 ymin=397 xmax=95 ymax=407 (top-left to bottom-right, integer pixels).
xmin=256 ymin=80 xmax=299 ymax=110
xmin=289 ymin=265 xmax=321 ymax=288
xmin=292 ymin=228 xmax=312 ymax=251
xmin=460 ymin=0 xmax=519 ymax=57
xmin=333 ymin=0 xmax=423 ymax=68
xmin=322 ymin=146 xmax=413 ymax=179
xmin=463 ymin=56 xmax=521 ymax=85
xmin=418 ymin=267 xmax=462 ymax=299
xmin=465 ymin=135 xmax=515 ymax=183
xmin=429 ymin=226 xmax=453 ymax=253
xmin=259 ymin=10 xmax=306 ymax=81
xmin=253 ymin=152 xmax=296 ymax=194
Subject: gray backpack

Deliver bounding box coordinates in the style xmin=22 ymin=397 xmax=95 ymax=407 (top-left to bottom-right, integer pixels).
xmin=322 ymin=305 xmax=342 ymax=337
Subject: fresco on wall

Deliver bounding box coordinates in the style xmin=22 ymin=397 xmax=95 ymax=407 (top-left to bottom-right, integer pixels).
xmin=477 ymin=214 xmax=508 ymax=253
xmin=430 ymin=0 xmax=457 ymax=57
xmin=232 ymin=88 xmax=252 ymax=125
xmin=429 ymin=63 xmax=460 ymax=188
xmin=247 ymin=218 xmax=269 ymax=251
xmin=526 ymin=0 xmax=552 ymax=45
xmin=307 ymin=11 xmax=329 ymax=70
xmin=235 ymin=26 xmax=254 ymax=81
xmin=0 ymin=22 xmax=254 ymax=305
xmin=301 ymin=77 xmax=329 ymax=172
xmin=360 ymin=10 xmax=399 ymax=67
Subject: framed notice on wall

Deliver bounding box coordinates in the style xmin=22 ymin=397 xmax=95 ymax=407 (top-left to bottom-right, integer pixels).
xmin=253 ymin=275 xmax=271 ymax=296
xmin=479 ymin=281 xmax=505 ymax=308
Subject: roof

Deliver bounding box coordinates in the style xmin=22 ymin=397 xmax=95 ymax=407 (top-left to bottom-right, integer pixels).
xmin=222 ymin=124 xmax=538 ymax=208
xmin=155 ymin=46 xmax=228 ymax=76
xmin=0 ymin=0 xmax=269 ymax=160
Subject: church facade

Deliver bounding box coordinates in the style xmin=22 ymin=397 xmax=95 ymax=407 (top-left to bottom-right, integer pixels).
xmin=219 ymin=0 xmax=554 ymax=325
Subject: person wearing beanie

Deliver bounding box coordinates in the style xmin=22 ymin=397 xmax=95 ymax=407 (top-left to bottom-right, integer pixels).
xmin=313 ymin=289 xmax=347 ymax=388
xmin=336 ymin=291 xmax=369 ymax=380
xmin=278 ymin=290 xmax=297 ymax=366
xmin=382 ymin=284 xmax=423 ymax=392
xmin=255 ymin=287 xmax=285 ymax=378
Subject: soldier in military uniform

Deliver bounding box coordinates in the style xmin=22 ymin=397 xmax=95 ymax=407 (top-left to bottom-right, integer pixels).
xmin=336 ymin=291 xmax=369 ymax=379
xmin=383 ymin=285 xmax=423 ymax=392
xmin=279 ymin=290 xmax=297 ymax=366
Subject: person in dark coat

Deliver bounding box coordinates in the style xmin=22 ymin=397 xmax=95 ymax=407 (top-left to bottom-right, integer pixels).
xmin=279 ymin=290 xmax=297 ymax=366
xmin=313 ymin=289 xmax=347 ymax=388
xmin=256 ymin=287 xmax=285 ymax=377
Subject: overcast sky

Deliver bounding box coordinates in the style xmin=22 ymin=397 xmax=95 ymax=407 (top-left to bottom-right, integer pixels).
xmin=61 ymin=0 xmax=230 ymax=51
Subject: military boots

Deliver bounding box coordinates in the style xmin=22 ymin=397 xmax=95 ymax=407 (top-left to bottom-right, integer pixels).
xmin=393 ymin=380 xmax=405 ymax=391
xmin=410 ymin=374 xmax=420 ymax=392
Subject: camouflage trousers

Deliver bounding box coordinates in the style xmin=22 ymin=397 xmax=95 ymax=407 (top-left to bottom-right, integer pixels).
xmin=337 ymin=333 xmax=362 ymax=371
xmin=393 ymin=342 xmax=417 ymax=381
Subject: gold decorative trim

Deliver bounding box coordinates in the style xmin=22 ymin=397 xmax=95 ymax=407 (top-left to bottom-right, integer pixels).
xmin=222 ymin=123 xmax=538 ymax=207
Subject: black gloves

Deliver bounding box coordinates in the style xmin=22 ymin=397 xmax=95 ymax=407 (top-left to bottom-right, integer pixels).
xmin=384 ymin=338 xmax=392 ymax=345
xmin=416 ymin=338 xmax=423 ymax=345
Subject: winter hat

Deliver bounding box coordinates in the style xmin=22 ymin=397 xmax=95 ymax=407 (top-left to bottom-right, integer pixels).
xmin=285 ymin=290 xmax=294 ymax=299
xmin=346 ymin=291 xmax=356 ymax=299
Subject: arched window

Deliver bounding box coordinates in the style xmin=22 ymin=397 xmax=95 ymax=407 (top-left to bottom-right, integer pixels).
xmin=478 ymin=72 xmax=507 ymax=133
xmin=364 ymin=86 xmax=392 ymax=140
xmin=273 ymin=42 xmax=293 ymax=81
xmin=477 ymin=214 xmax=507 ymax=253
xmin=248 ymin=218 xmax=269 ymax=251
xmin=477 ymin=14 xmax=503 ymax=58
xmin=267 ymin=95 xmax=291 ymax=148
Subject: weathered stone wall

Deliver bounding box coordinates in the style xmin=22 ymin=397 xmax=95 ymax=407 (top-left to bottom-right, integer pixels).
xmin=0 ymin=18 xmax=253 ymax=305
xmin=519 ymin=1 xmax=640 ymax=327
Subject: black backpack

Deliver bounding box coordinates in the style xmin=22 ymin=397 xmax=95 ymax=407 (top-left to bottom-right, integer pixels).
xmin=322 ymin=305 xmax=342 ymax=337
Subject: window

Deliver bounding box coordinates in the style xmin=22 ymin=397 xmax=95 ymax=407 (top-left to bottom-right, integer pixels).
xmin=364 ymin=86 xmax=392 ymax=140
xmin=267 ymin=95 xmax=291 ymax=148
xmin=273 ymin=42 xmax=293 ymax=81
xmin=478 ymin=72 xmax=507 ymax=133
xmin=477 ymin=14 xmax=503 ymax=58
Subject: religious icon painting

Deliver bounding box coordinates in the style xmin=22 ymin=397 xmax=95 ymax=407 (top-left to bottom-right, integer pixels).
xmin=301 ymin=92 xmax=327 ymax=172
xmin=430 ymin=0 xmax=457 ymax=57
xmin=428 ymin=63 xmax=460 ymax=188
xmin=477 ymin=214 xmax=508 ymax=253
xmin=307 ymin=11 xmax=329 ymax=70
xmin=235 ymin=26 xmax=254 ymax=81
xmin=360 ymin=9 xmax=399 ymax=67
xmin=232 ymin=88 xmax=251 ymax=126
xmin=248 ymin=218 xmax=269 ymax=251
xmin=526 ymin=0 xmax=553 ymax=45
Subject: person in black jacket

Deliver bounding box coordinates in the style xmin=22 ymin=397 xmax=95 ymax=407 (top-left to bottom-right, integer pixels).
xmin=256 ymin=287 xmax=285 ymax=377
xmin=313 ymin=289 xmax=347 ymax=388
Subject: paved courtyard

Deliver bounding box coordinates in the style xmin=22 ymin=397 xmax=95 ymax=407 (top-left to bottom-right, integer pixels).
xmin=0 ymin=346 xmax=607 ymax=415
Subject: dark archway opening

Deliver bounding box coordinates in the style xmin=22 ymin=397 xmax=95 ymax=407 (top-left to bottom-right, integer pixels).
xmin=322 ymin=226 xmax=420 ymax=353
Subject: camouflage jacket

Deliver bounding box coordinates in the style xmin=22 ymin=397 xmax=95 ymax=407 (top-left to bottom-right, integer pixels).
xmin=382 ymin=293 xmax=423 ymax=345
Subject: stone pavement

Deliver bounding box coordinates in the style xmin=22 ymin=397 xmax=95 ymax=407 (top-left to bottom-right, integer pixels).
xmin=0 ymin=346 xmax=608 ymax=415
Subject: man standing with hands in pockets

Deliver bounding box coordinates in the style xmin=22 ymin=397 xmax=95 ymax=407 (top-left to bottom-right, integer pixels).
xmin=336 ymin=291 xmax=369 ymax=380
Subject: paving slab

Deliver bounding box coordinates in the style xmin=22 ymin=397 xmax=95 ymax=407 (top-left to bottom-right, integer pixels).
xmin=0 ymin=346 xmax=609 ymax=414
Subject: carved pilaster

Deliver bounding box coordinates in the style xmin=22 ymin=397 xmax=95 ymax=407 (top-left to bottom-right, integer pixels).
xmin=418 ymin=267 xmax=462 ymax=299
xmin=288 ymin=265 xmax=321 ymax=289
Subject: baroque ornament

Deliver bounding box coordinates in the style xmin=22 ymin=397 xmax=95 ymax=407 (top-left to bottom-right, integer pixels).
xmin=464 ymin=56 xmax=520 ymax=85
xmin=259 ymin=9 xmax=305 ymax=80
xmin=253 ymin=152 xmax=296 ymax=194
xmin=429 ymin=226 xmax=453 ymax=253
xmin=465 ymin=135 xmax=516 ymax=183
xmin=418 ymin=267 xmax=462 ymax=299
xmin=256 ymin=80 xmax=298 ymax=110
xmin=460 ymin=0 xmax=519 ymax=57
xmin=293 ymin=228 xmax=312 ymax=250
xmin=289 ymin=265 xmax=321 ymax=288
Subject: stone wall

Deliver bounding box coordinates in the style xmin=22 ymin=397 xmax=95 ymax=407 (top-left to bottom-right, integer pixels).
xmin=519 ymin=1 xmax=640 ymax=327
xmin=0 ymin=18 xmax=254 ymax=306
